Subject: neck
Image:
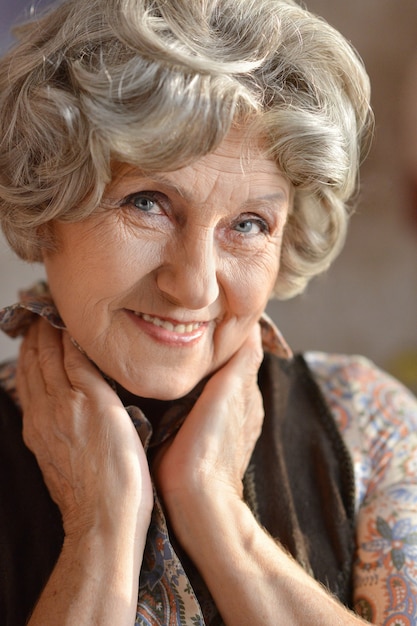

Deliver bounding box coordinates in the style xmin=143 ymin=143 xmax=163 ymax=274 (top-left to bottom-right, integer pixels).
xmin=115 ymin=383 xmax=175 ymax=423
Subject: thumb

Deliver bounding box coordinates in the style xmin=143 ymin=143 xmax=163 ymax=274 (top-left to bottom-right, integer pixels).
xmin=201 ymin=323 xmax=264 ymax=401
xmin=220 ymin=322 xmax=263 ymax=379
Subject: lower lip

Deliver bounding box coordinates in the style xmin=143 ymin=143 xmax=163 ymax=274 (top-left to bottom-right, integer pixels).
xmin=125 ymin=310 xmax=208 ymax=346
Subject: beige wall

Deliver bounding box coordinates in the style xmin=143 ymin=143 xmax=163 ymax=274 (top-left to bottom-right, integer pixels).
xmin=267 ymin=0 xmax=417 ymax=392
xmin=1 ymin=0 xmax=417 ymax=390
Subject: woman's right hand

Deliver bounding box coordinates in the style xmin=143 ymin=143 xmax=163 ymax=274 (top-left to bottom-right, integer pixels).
xmin=16 ymin=318 xmax=153 ymax=538
xmin=15 ymin=318 xmax=153 ymax=625
xmin=16 ymin=317 xmax=153 ymax=538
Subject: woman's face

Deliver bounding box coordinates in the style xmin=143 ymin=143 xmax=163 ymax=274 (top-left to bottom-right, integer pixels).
xmin=43 ymin=130 xmax=292 ymax=399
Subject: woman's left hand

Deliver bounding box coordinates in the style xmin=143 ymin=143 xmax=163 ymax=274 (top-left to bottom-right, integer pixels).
xmin=153 ymin=323 xmax=265 ymax=531
xmin=153 ymin=324 xmax=368 ymax=626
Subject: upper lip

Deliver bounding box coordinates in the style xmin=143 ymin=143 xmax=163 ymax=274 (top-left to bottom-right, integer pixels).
xmin=127 ymin=310 xmax=210 ymax=326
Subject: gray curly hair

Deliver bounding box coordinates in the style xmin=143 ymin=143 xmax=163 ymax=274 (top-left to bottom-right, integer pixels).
xmin=0 ymin=0 xmax=372 ymax=299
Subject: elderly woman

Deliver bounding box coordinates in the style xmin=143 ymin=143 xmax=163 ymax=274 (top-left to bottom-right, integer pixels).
xmin=0 ymin=0 xmax=416 ymax=624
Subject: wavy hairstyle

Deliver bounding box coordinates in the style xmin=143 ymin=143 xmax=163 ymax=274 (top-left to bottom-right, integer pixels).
xmin=0 ymin=0 xmax=372 ymax=299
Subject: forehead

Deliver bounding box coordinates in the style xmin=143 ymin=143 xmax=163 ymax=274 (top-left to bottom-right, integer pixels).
xmin=110 ymin=129 xmax=291 ymax=205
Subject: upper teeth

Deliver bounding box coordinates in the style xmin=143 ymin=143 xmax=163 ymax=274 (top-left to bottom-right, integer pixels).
xmin=141 ymin=313 xmax=202 ymax=334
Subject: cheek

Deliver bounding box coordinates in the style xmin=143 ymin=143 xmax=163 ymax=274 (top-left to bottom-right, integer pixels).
xmin=226 ymin=252 xmax=279 ymax=313
xmin=45 ymin=219 xmax=157 ymax=294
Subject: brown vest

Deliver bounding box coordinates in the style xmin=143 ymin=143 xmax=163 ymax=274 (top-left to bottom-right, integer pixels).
xmin=0 ymin=353 xmax=355 ymax=624
xmin=250 ymin=353 xmax=355 ymax=604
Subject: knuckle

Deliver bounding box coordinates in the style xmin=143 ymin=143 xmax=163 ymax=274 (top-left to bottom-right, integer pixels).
xmin=64 ymin=352 xmax=82 ymax=375
xmin=38 ymin=345 xmax=60 ymax=371
xmin=19 ymin=346 xmax=38 ymax=372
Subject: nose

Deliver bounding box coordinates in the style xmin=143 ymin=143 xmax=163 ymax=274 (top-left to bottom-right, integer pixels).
xmin=156 ymin=228 xmax=220 ymax=309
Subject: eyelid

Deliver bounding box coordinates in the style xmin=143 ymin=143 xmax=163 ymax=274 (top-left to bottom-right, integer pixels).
xmin=121 ymin=190 xmax=168 ymax=212
xmin=233 ymin=213 xmax=270 ymax=234
xmin=122 ymin=190 xmax=157 ymax=203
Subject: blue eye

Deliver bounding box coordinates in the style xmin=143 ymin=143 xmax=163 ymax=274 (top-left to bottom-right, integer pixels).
xmin=131 ymin=194 xmax=156 ymax=212
xmin=235 ymin=220 xmax=255 ymax=233
xmin=122 ymin=192 xmax=165 ymax=214
xmin=233 ymin=218 xmax=268 ymax=235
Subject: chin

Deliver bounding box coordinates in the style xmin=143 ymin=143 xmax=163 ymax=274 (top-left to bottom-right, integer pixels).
xmin=117 ymin=374 xmax=204 ymax=402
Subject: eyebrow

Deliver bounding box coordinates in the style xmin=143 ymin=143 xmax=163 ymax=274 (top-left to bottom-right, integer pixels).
xmin=140 ymin=173 xmax=193 ymax=202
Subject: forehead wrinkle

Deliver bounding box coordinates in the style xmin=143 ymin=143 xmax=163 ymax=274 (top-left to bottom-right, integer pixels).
xmin=242 ymin=191 xmax=289 ymax=209
xmin=148 ymin=171 xmax=289 ymax=213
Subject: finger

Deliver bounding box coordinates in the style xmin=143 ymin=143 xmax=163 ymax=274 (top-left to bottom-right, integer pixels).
xmin=36 ymin=319 xmax=69 ymax=389
xmin=18 ymin=319 xmax=69 ymax=401
xmin=16 ymin=321 xmax=45 ymax=408
xmin=206 ymin=323 xmax=263 ymax=396
xmin=18 ymin=318 xmax=42 ymax=377
xmin=30 ymin=320 xmax=105 ymax=394
xmin=17 ymin=321 xmax=70 ymax=443
xmin=227 ymin=322 xmax=264 ymax=374
xmin=60 ymin=331 xmax=106 ymax=391
xmin=17 ymin=344 xmax=45 ymax=407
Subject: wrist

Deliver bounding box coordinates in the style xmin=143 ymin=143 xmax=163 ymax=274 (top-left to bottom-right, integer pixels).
xmin=62 ymin=480 xmax=153 ymax=545
xmin=28 ymin=517 xmax=147 ymax=626
xmin=163 ymin=484 xmax=251 ymax=556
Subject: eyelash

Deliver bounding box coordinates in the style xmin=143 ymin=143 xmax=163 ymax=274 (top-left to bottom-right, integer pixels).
xmin=121 ymin=191 xmax=163 ymax=213
xmin=232 ymin=216 xmax=270 ymax=235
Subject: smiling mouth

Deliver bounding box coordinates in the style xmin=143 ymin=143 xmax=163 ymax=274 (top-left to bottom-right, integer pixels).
xmin=133 ymin=312 xmax=204 ymax=335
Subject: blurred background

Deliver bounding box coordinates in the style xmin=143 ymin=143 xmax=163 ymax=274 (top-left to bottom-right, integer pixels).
xmin=1 ymin=0 xmax=417 ymax=393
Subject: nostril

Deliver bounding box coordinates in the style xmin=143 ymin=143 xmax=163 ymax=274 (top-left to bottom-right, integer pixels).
xmin=155 ymin=262 xmax=220 ymax=309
